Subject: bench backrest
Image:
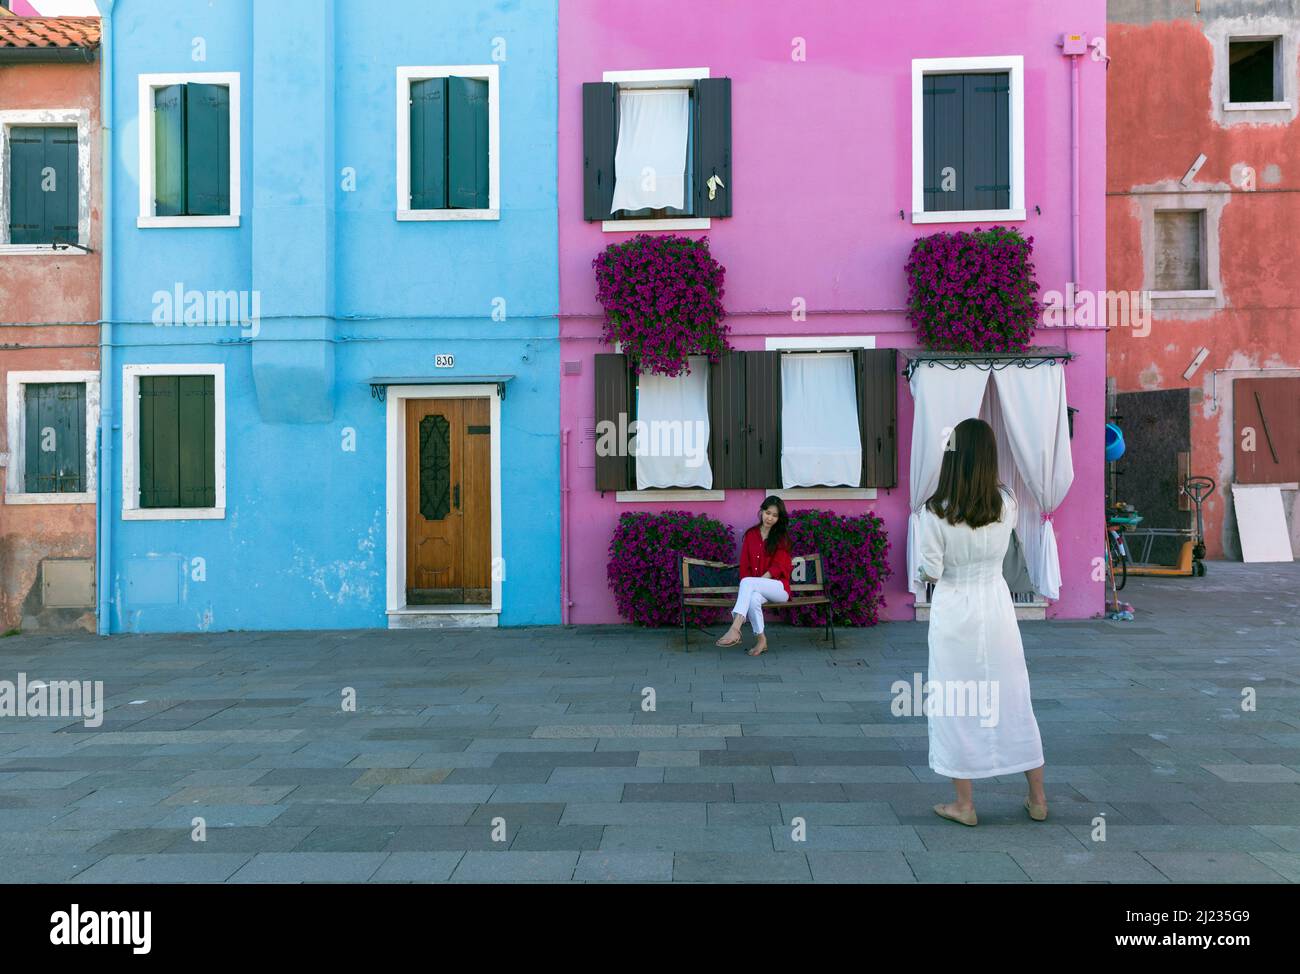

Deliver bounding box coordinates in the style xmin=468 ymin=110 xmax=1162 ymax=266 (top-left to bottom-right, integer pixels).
xmin=680 ymin=553 xmax=825 ymax=593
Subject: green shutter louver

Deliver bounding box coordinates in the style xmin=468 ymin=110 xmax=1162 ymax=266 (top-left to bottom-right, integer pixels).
xmin=48 ymin=128 xmax=79 ymax=244
xmin=410 ymin=77 xmax=448 ymax=210
xmin=923 ymin=72 xmax=1009 ymax=212
xmin=154 ymin=84 xmax=187 ymax=217
xmin=448 ymin=76 xmax=489 ymax=209
xmin=139 ymin=375 xmax=215 ymax=509
xmin=185 ymin=82 xmax=231 ymax=216
xmin=23 ymin=383 xmax=85 ymax=494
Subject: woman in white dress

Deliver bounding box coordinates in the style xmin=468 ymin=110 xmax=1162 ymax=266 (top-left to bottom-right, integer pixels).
xmin=917 ymin=418 xmax=1047 ymax=826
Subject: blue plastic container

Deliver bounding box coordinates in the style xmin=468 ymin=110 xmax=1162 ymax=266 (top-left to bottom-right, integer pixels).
xmin=1105 ymin=423 xmax=1126 ymax=462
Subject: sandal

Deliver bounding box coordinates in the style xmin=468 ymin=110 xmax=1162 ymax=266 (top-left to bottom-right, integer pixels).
xmin=933 ymin=802 xmax=978 ymax=827
xmin=715 ymin=631 xmax=742 ymax=648
xmin=1024 ymin=797 xmax=1048 ymax=822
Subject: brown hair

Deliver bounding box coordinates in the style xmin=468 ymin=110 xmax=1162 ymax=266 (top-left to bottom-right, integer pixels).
xmin=925 ymin=418 xmax=1005 ymax=528
xmin=756 ymin=495 xmax=790 ymax=554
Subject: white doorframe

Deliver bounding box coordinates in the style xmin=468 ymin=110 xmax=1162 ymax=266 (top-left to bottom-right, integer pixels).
xmin=385 ymin=384 xmax=502 ymax=620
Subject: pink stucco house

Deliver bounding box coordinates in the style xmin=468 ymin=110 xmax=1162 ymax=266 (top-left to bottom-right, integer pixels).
xmin=558 ymin=0 xmax=1107 ymax=626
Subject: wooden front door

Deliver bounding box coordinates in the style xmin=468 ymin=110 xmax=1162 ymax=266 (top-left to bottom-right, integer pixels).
xmin=405 ymin=397 xmax=491 ymax=604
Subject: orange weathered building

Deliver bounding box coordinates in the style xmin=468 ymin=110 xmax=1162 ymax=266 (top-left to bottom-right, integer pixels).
xmin=1108 ymin=0 xmax=1300 ymax=561
xmin=0 ymin=16 xmax=102 ymax=631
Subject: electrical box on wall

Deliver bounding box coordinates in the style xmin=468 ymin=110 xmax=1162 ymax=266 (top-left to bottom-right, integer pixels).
xmin=1061 ymin=33 xmax=1087 ymax=55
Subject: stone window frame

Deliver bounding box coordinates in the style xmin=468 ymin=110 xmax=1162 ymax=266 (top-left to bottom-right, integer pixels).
xmin=1135 ymin=183 xmax=1228 ymax=315
xmin=0 ymin=108 xmax=93 ymax=255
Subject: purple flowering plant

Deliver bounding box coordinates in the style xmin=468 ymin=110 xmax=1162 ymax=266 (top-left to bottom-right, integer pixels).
xmin=593 ymin=234 xmax=729 ymax=377
xmin=785 ymin=509 xmax=892 ymax=628
xmin=905 ymin=226 xmax=1040 ymax=352
xmin=607 ymin=511 xmax=735 ymax=627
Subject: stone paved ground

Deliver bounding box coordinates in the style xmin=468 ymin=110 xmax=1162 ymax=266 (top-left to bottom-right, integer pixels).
xmin=1 ymin=562 xmax=1298 ymax=883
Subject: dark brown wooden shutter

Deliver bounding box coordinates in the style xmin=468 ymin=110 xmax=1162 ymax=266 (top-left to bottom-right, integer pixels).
xmin=744 ymin=351 xmax=781 ymax=490
xmin=582 ymin=82 xmax=617 ymax=221
xmin=594 ymin=353 xmax=633 ymax=491
xmin=693 ymin=77 xmax=732 ymax=218
xmin=707 ymin=351 xmax=746 ymax=489
xmin=855 ymin=348 xmax=898 ymax=488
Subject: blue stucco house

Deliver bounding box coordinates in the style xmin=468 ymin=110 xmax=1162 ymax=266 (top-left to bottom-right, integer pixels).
xmin=96 ymin=0 xmax=560 ymax=632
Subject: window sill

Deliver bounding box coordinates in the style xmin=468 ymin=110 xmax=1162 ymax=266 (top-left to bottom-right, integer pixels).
xmin=602 ymin=217 xmax=710 ymax=233
xmin=765 ymin=487 xmax=878 ymax=501
xmin=616 ymin=489 xmax=724 ymax=502
xmin=0 ymin=244 xmax=90 ymax=256
xmin=1223 ymin=101 xmax=1291 ymax=111
xmin=137 ymin=215 xmax=240 ymax=229
xmin=912 ymin=208 xmax=1026 ymax=225
xmin=5 ymin=491 xmax=95 ymax=506
xmin=398 ymin=208 xmax=500 ymax=222
xmin=1150 ymin=290 xmax=1216 ymax=300
xmin=122 ymin=507 xmax=225 ymax=521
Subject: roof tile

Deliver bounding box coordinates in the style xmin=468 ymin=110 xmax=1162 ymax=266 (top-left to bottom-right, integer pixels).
xmin=0 ymin=16 xmax=101 ymax=49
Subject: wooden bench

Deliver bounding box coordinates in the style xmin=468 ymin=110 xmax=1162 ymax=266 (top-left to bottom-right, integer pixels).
xmin=678 ymin=552 xmax=836 ymax=650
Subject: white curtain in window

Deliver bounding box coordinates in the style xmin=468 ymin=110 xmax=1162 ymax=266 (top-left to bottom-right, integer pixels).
xmin=635 ymin=356 xmax=712 ymax=490
xmin=990 ymin=365 xmax=1074 ymax=600
xmin=610 ymin=88 xmax=689 ymax=214
xmin=906 ymin=365 xmax=992 ymax=596
xmin=780 ymin=353 xmax=862 ymax=488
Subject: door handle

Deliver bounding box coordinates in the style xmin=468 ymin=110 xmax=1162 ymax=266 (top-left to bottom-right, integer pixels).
xmin=454 ymin=484 xmax=460 ymax=510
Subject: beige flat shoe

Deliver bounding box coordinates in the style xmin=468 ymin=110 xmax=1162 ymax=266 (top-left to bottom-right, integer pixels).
xmin=933 ymin=802 xmax=978 ymax=827
xmin=1025 ymin=797 xmax=1048 ymax=822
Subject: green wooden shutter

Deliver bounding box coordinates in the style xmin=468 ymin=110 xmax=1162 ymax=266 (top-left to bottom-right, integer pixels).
xmin=154 ymin=84 xmax=187 ymax=217
xmin=47 ymin=127 xmax=79 ymax=244
xmin=185 ymin=82 xmax=231 ymax=216
xmin=23 ymin=383 xmax=84 ymax=493
xmin=410 ymin=77 xmax=448 ymax=209
xmin=854 ymin=349 xmax=898 ymax=489
xmin=139 ymin=375 xmax=180 ymax=508
xmin=923 ymin=74 xmax=964 ymax=212
xmin=8 ymin=128 xmax=46 ymax=244
xmin=594 ymin=353 xmax=633 ymax=492
xmin=692 ymin=78 xmax=732 ymax=218
xmin=743 ymin=351 xmax=781 ymax=489
xmin=448 ymin=76 xmax=489 ymax=209
xmin=963 ymin=73 xmax=1010 ymax=211
xmin=707 ymin=351 xmax=746 ymax=489
xmin=582 ymin=82 xmax=617 ymax=220
xmin=177 ymin=374 xmax=216 ymax=508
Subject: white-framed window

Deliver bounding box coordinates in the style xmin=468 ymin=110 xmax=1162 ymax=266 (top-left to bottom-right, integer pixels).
xmin=765 ymin=336 xmax=879 ymax=500
xmin=4 ymin=370 xmax=99 ymax=505
xmin=911 ymin=56 xmax=1025 ymax=224
xmin=137 ymin=72 xmax=240 ymax=228
xmin=1138 ymin=189 xmax=1226 ymax=312
xmin=395 ymin=64 xmax=500 ymax=221
xmin=602 ymin=67 xmax=711 ymax=233
xmin=121 ymin=364 xmax=226 ymax=520
xmin=0 ymin=109 xmax=92 ymax=255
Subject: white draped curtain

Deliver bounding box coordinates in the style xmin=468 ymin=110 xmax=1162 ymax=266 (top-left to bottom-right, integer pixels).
xmin=610 ymin=89 xmax=690 ymax=214
xmin=781 ymin=353 xmax=862 ymax=488
xmin=635 ymin=356 xmax=712 ymax=490
xmin=907 ymin=362 xmax=1074 ymax=601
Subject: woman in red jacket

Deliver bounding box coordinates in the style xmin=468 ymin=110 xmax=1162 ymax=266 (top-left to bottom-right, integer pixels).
xmin=716 ymin=495 xmax=793 ymax=656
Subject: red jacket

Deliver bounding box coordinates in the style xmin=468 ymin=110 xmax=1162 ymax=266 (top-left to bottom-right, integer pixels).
xmin=739 ymin=526 xmax=793 ymax=597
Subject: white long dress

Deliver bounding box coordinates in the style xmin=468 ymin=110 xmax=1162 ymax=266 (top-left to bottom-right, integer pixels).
xmin=918 ymin=488 xmax=1044 ymax=780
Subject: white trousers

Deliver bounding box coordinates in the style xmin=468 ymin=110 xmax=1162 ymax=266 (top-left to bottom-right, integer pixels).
xmin=730 ymin=576 xmax=790 ymax=635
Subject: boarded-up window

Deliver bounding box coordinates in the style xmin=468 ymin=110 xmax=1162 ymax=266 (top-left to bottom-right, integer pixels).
xmin=1234 ymin=377 xmax=1300 ymax=484
xmin=1154 ymin=210 xmax=1205 ymax=291
xmin=1228 ymin=38 xmax=1280 ymax=103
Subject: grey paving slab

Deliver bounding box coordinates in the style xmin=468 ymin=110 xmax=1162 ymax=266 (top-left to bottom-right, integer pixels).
xmin=451 ymin=851 xmax=579 ymax=882
xmin=673 ymin=852 xmax=812 ymax=883
xmin=0 ymin=855 xmax=98 ymax=883
xmin=904 ymin=852 xmax=1031 ymax=882
xmin=574 ymin=851 xmax=673 ymax=882
xmin=600 ymin=826 xmax=774 ymax=853
xmin=228 ymin=852 xmax=388 ymax=883
xmin=368 ymin=852 xmax=464 ymax=883
xmin=807 ymin=851 xmax=918 ymax=883
xmin=509 ymin=825 xmax=605 ymax=851
xmin=1142 ymin=851 xmax=1292 ymax=883
xmin=71 ymin=853 xmax=252 ymax=883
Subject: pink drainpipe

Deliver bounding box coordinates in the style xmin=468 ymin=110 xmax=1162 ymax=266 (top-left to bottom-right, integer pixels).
xmin=561 ymin=428 xmax=571 ymax=624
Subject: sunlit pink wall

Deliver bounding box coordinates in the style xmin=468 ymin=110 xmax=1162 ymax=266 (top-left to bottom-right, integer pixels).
xmin=558 ymin=0 xmax=1108 ymax=623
